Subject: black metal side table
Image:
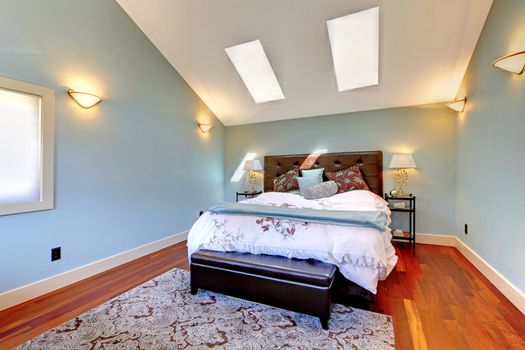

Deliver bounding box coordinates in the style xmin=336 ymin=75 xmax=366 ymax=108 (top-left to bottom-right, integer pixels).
xmin=236 ymin=191 xmax=262 ymax=202
xmin=384 ymin=194 xmax=416 ymax=250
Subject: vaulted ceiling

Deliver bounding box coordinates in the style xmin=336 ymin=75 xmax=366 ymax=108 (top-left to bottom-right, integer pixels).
xmin=116 ymin=0 xmax=493 ymax=126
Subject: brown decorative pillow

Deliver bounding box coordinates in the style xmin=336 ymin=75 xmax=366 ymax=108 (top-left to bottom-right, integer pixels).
xmin=273 ymin=168 xmax=299 ymax=192
xmin=325 ymin=165 xmax=370 ymax=193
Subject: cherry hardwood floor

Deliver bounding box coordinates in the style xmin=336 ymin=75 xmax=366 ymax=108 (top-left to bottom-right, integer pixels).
xmin=0 ymin=241 xmax=524 ymax=349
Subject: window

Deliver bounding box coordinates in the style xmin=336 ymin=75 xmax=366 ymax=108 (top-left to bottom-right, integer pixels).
xmin=327 ymin=7 xmax=379 ymax=91
xmin=0 ymin=76 xmax=55 ymax=216
xmin=225 ymin=40 xmax=285 ymax=104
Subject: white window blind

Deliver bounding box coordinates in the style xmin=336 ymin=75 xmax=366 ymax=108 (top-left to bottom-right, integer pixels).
xmin=0 ymin=76 xmax=55 ymax=216
xmin=0 ymin=88 xmax=42 ymax=205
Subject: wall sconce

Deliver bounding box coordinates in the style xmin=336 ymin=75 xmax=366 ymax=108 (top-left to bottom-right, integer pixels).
xmin=197 ymin=122 xmax=213 ymax=133
xmin=67 ymin=89 xmax=102 ymax=109
xmin=447 ymin=97 xmax=467 ymax=112
xmin=492 ymin=51 xmax=525 ymax=74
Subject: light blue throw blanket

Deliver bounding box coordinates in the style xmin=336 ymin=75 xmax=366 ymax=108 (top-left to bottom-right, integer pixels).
xmin=208 ymin=203 xmax=387 ymax=231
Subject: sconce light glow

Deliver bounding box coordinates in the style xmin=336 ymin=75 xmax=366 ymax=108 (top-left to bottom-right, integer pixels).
xmin=447 ymin=97 xmax=466 ymax=112
xmin=67 ymin=89 xmax=102 ymax=109
xmin=197 ymin=122 xmax=213 ymax=133
xmin=492 ymin=51 xmax=525 ymax=74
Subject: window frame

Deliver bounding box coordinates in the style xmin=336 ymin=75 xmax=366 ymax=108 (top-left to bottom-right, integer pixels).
xmin=0 ymin=76 xmax=55 ymax=216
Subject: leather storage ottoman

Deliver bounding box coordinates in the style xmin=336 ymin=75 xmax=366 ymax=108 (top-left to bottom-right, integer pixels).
xmin=190 ymin=250 xmax=336 ymax=330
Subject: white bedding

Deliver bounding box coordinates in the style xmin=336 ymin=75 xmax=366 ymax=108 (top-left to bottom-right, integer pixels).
xmin=187 ymin=190 xmax=398 ymax=293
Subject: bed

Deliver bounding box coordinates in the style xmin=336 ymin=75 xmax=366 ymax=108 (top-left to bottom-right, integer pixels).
xmin=187 ymin=151 xmax=397 ymax=306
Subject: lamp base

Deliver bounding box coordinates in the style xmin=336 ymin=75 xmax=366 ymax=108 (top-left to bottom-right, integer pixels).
xmin=391 ymin=169 xmax=409 ymax=197
xmin=246 ymin=170 xmax=257 ymax=193
xmin=389 ymin=188 xmax=407 ymax=198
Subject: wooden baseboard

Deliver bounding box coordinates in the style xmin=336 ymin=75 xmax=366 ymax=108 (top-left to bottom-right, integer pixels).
xmin=416 ymin=233 xmax=457 ymax=246
xmin=418 ymin=233 xmax=525 ymax=315
xmin=0 ymin=231 xmax=188 ymax=311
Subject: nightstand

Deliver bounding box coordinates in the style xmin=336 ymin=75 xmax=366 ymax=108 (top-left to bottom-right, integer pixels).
xmin=236 ymin=191 xmax=262 ymax=202
xmin=384 ymin=194 xmax=416 ymax=250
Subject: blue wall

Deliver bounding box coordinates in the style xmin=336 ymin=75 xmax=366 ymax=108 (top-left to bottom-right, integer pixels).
xmin=455 ymin=0 xmax=525 ymax=292
xmin=0 ymin=0 xmax=224 ymax=292
xmin=2 ymin=0 xmax=523 ymax=299
xmin=225 ymin=104 xmax=457 ymax=235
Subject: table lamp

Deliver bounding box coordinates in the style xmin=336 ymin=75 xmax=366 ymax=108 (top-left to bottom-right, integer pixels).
xmin=243 ymin=159 xmax=263 ymax=193
xmin=388 ymin=154 xmax=417 ymax=197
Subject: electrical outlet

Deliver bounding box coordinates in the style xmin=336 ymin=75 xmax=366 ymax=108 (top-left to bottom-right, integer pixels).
xmin=51 ymin=247 xmax=61 ymax=261
xmin=464 ymin=224 xmax=468 ymax=235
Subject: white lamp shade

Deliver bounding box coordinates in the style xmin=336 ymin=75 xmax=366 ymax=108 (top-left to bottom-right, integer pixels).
xmin=243 ymin=159 xmax=263 ymax=171
xmin=492 ymin=51 xmax=525 ymax=74
xmin=389 ymin=154 xmax=417 ymax=169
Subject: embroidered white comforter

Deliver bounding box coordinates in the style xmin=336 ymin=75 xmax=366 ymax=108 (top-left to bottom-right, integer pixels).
xmin=187 ymin=190 xmax=398 ymax=294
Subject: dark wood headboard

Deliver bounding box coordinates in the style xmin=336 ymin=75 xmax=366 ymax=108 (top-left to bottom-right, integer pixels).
xmin=264 ymin=151 xmax=383 ymax=196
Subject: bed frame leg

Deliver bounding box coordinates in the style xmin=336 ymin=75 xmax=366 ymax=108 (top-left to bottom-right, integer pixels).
xmin=190 ymin=286 xmax=198 ymax=295
xmin=320 ymin=317 xmax=329 ymax=330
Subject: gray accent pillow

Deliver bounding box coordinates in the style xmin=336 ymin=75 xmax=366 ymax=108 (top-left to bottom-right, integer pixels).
xmin=303 ymin=181 xmax=338 ymax=200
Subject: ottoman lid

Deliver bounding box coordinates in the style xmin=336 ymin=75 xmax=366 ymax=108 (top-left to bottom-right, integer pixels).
xmin=191 ymin=250 xmax=336 ymax=287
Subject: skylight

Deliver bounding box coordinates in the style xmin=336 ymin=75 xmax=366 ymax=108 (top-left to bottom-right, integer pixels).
xmin=225 ymin=40 xmax=285 ymax=103
xmin=327 ymin=7 xmax=379 ymax=92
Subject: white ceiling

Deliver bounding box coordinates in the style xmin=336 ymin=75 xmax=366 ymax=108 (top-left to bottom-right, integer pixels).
xmin=116 ymin=0 xmax=493 ymax=126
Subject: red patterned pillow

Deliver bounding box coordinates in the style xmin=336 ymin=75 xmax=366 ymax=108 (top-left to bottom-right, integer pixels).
xmin=273 ymin=168 xmax=299 ymax=192
xmin=325 ymin=165 xmax=370 ymax=193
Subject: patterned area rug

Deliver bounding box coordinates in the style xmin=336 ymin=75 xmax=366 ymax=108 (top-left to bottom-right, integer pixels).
xmin=16 ymin=269 xmax=394 ymax=349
